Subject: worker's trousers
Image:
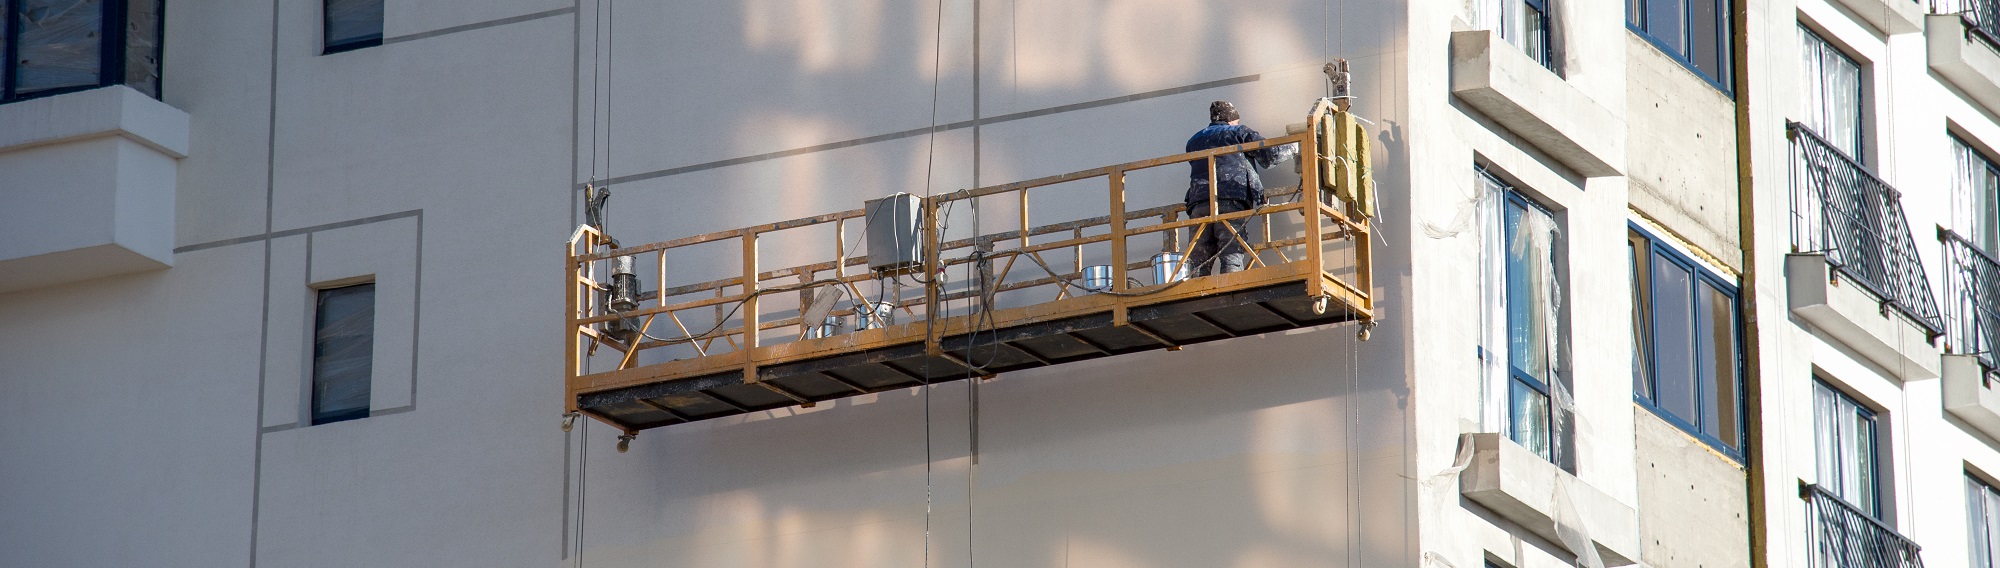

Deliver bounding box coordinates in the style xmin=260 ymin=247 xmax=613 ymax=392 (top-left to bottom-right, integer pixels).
xmin=1187 ymin=199 xmax=1251 ymax=277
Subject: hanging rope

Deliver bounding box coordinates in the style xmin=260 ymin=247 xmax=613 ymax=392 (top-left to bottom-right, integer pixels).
xmin=918 ymin=0 xmax=948 ymax=566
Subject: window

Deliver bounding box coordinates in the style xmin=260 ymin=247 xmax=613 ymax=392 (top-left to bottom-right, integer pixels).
xmin=323 ymin=0 xmax=382 ymax=54
xmin=1 ymin=0 xmax=163 ymax=103
xmin=1475 ymin=0 xmax=1557 ymax=71
xmin=311 ymin=283 xmax=374 ymax=425
xmin=1479 ymin=169 xmax=1567 ymax=466
xmin=1798 ymin=25 xmax=1864 ymax=162
xmin=1630 ymin=227 xmax=1744 ymax=455
xmin=1628 ymin=0 xmax=1732 ymax=91
xmin=1971 ymin=474 xmax=2000 ymax=568
xmin=1813 ymin=380 xmax=1882 ymax=519
xmin=1952 ymin=135 xmax=2000 ymax=253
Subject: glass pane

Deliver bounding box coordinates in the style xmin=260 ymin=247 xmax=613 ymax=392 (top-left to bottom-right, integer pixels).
xmin=324 ymin=0 xmax=383 ymax=49
xmin=123 ymin=0 xmax=160 ymax=97
xmin=1799 ymin=26 xmax=1863 ymax=160
xmin=1646 ymin=0 xmax=1685 ymax=54
xmin=1955 ymin=138 xmax=2000 ymax=252
xmin=1630 ymin=235 xmax=1654 ymax=400
xmin=1703 ymin=283 xmax=1740 ymax=447
xmin=1855 ymin=410 xmax=1878 ymax=518
xmin=1524 ymin=2 xmax=1549 ymax=68
xmin=1629 ymin=0 xmax=1644 ymax=27
xmin=1814 ymin=382 xmax=1840 ymax=491
xmin=1987 ymin=487 xmax=2000 ymax=567
xmin=1510 ymin=378 xmax=1552 ymax=460
xmin=1973 ymin=477 xmax=1993 ymax=568
xmin=1689 ymin=0 xmax=1725 ymax=84
xmin=1653 ymin=255 xmax=1697 ymax=423
xmin=1505 ymin=198 xmax=1558 ymax=385
xmin=14 ymin=0 xmax=103 ymax=94
xmin=311 ymin=284 xmax=374 ymax=424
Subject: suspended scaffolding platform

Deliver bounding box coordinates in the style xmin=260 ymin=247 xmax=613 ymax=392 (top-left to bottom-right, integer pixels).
xmin=566 ymin=101 xmax=1376 ymax=434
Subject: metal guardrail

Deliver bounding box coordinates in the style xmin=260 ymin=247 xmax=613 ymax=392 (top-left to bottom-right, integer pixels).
xmin=1801 ymin=482 xmax=1925 ymax=568
xmin=1787 ymin=122 xmax=1946 ymax=338
xmin=1934 ymin=0 xmax=2000 ymax=47
xmin=1941 ymin=229 xmax=2000 ymax=374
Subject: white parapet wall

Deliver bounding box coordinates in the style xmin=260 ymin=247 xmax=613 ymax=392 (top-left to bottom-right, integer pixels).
xmin=0 ymin=85 xmax=188 ymax=293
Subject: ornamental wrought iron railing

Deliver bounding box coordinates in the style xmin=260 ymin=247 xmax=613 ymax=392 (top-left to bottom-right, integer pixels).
xmin=1941 ymin=229 xmax=2000 ymax=374
xmin=1787 ymin=122 xmax=1946 ymax=338
xmin=1934 ymin=0 xmax=2000 ymax=48
xmin=1801 ymin=482 xmax=1925 ymax=568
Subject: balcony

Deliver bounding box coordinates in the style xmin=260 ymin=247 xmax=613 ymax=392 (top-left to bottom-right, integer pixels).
xmin=1458 ymin=433 xmax=1641 ymax=566
xmin=1800 ymin=482 xmax=1925 ymax=568
xmin=1941 ymin=230 xmax=2000 ymax=434
xmin=0 ymin=85 xmax=187 ymax=293
xmin=566 ymin=103 xmax=1376 ymax=434
xmin=1929 ymin=4 xmax=2000 ymax=113
xmin=1786 ymin=123 xmax=1944 ymax=378
xmin=1449 ymin=29 xmax=1625 ymax=178
xmin=1841 ymin=0 xmax=1927 ymax=34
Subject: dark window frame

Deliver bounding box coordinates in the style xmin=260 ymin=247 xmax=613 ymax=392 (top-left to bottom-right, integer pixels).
xmin=1627 ymin=0 xmax=1734 ymax=95
xmin=1813 ymin=378 xmax=1884 ymax=520
xmin=1629 ymin=224 xmax=1747 ymax=461
xmin=1950 ymin=132 xmax=2000 ymax=254
xmin=321 ymin=0 xmax=383 ymax=55
xmin=310 ymin=282 xmax=375 ymax=426
xmin=1 ymin=0 xmax=165 ymax=104
xmin=1523 ymin=0 xmax=1556 ymax=71
xmin=1798 ymin=23 xmax=1867 ymax=166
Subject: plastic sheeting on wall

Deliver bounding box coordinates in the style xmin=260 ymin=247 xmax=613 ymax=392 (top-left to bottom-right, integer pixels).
xmin=14 ymin=0 xmax=103 ymax=94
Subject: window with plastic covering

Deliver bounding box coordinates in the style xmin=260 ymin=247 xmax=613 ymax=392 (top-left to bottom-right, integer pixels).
xmin=1627 ymin=0 xmax=1732 ymax=92
xmin=311 ymin=283 xmax=374 ymax=425
xmin=1629 ymin=226 xmax=1744 ymax=458
xmin=322 ymin=0 xmax=382 ymax=54
xmin=1 ymin=0 xmax=162 ymax=103
xmin=1813 ymin=379 xmax=1882 ymax=519
xmin=1798 ymin=25 xmax=1864 ymax=163
xmin=1478 ymin=168 xmax=1572 ymax=470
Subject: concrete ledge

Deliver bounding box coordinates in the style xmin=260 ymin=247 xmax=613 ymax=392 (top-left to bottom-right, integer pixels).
xmin=0 ymin=85 xmax=189 ymax=158
xmin=1786 ymin=254 xmax=1941 ymax=380
xmin=0 ymin=86 xmax=187 ymax=293
xmin=1944 ymin=355 xmax=2000 ymax=438
xmin=1840 ymin=0 xmax=1925 ymax=35
xmin=1450 ymin=29 xmax=1626 ymax=178
xmin=1929 ymin=14 xmax=2000 ymax=115
xmin=1460 ymin=433 xmax=1642 ymax=566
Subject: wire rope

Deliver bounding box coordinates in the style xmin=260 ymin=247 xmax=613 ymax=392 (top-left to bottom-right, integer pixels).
xmin=917 ymin=0 xmax=948 ymax=565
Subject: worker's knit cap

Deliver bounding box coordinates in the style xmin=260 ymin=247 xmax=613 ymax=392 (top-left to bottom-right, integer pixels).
xmin=1209 ymin=100 xmax=1239 ymax=123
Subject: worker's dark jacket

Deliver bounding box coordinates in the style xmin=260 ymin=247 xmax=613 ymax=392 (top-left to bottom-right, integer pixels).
xmin=1184 ymin=122 xmax=1283 ymax=207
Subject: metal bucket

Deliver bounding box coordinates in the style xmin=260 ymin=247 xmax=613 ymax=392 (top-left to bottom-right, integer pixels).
xmin=854 ymin=301 xmax=896 ymax=330
xmin=1081 ymin=265 xmax=1114 ymax=292
xmin=807 ymin=315 xmax=844 ymax=339
xmin=1152 ymin=252 xmax=1188 ymax=284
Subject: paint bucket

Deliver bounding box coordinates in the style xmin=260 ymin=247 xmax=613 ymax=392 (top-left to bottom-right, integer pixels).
xmin=1082 ymin=265 xmax=1114 ymax=292
xmin=1152 ymin=252 xmax=1188 ymax=284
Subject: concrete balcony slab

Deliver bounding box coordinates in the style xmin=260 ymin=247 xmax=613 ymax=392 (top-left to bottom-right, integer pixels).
xmin=1944 ymin=355 xmax=2000 ymax=438
xmin=1450 ymin=29 xmax=1625 ymax=178
xmin=0 ymin=86 xmax=188 ymax=293
xmin=1787 ymin=254 xmax=1941 ymax=381
xmin=1460 ymin=433 xmax=1642 ymax=566
xmin=1929 ymin=14 xmax=2000 ymax=114
xmin=1839 ymin=0 xmax=1925 ymax=35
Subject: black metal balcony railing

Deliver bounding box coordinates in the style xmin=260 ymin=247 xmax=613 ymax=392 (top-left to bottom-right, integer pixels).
xmin=1934 ymin=0 xmax=2000 ymax=48
xmin=1788 ymin=122 xmax=1947 ymax=338
xmin=1941 ymin=229 xmax=2000 ymax=374
xmin=1801 ymin=482 xmax=1925 ymax=568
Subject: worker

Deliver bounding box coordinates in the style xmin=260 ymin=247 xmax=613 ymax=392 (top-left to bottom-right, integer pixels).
xmin=1184 ymin=100 xmax=1294 ymax=276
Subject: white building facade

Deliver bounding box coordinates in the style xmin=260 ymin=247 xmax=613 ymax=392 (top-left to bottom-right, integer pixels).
xmin=2 ymin=0 xmax=1994 ymax=567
